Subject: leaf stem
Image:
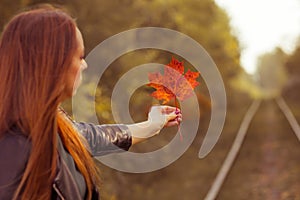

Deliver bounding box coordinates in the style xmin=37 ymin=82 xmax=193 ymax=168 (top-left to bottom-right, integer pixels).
xmin=174 ymin=96 xmax=183 ymax=141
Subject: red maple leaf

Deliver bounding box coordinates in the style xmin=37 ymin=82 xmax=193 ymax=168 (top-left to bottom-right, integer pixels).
xmin=148 ymin=57 xmax=200 ymax=104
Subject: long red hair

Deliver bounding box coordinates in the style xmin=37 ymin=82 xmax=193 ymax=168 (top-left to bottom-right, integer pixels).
xmin=0 ymin=5 xmax=99 ymax=200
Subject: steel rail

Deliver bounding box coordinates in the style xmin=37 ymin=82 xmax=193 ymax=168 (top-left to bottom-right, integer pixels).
xmin=276 ymin=96 xmax=300 ymax=142
xmin=204 ymin=100 xmax=261 ymax=200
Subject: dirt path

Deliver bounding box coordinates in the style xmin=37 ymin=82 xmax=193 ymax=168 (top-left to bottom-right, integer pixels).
xmin=217 ymin=100 xmax=300 ymax=200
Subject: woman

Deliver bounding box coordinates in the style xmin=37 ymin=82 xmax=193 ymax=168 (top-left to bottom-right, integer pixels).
xmin=0 ymin=5 xmax=181 ymax=200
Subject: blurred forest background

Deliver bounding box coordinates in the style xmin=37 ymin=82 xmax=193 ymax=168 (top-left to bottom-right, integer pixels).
xmin=1 ymin=0 xmax=300 ymax=199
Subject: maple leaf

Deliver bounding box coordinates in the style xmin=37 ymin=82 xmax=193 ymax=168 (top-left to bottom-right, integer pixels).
xmin=148 ymin=57 xmax=200 ymax=104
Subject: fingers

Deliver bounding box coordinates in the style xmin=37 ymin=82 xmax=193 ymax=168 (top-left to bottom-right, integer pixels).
xmin=165 ymin=113 xmax=182 ymax=127
xmin=176 ymin=112 xmax=182 ymax=122
xmin=161 ymin=105 xmax=178 ymax=114
xmin=165 ymin=120 xmax=178 ymax=127
xmin=152 ymin=105 xmax=180 ymax=114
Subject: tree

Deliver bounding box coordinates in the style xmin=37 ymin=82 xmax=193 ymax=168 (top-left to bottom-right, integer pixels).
xmin=282 ymin=42 xmax=300 ymax=101
xmin=256 ymin=48 xmax=288 ymax=98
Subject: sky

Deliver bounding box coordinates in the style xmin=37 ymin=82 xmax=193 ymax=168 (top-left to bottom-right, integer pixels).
xmin=214 ymin=0 xmax=300 ymax=74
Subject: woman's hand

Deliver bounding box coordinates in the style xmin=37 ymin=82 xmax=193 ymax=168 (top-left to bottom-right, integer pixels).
xmin=127 ymin=105 xmax=182 ymax=145
xmin=147 ymin=105 xmax=182 ymax=129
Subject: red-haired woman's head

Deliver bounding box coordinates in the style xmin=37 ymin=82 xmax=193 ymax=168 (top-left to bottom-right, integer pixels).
xmin=0 ymin=5 xmax=83 ymax=130
xmin=0 ymin=5 xmax=86 ymax=114
xmin=0 ymin=5 xmax=96 ymax=200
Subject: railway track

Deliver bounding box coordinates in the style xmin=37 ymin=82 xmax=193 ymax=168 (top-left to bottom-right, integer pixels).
xmin=204 ymin=97 xmax=300 ymax=200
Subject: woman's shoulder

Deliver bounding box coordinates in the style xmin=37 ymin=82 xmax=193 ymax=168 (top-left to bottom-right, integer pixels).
xmin=0 ymin=129 xmax=30 ymax=151
xmin=0 ymin=128 xmax=31 ymax=164
xmin=0 ymin=130 xmax=30 ymax=198
xmin=0 ymin=129 xmax=31 ymax=174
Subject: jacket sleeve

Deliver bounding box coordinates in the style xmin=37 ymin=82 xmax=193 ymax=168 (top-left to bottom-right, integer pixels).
xmin=74 ymin=122 xmax=132 ymax=157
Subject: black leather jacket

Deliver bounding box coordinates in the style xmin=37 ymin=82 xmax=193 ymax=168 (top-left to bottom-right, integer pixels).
xmin=0 ymin=122 xmax=132 ymax=200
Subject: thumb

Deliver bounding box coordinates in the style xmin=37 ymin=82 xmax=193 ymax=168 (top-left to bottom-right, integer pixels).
xmin=165 ymin=111 xmax=178 ymax=122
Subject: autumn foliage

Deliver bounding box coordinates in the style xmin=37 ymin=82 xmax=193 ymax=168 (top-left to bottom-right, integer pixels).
xmin=148 ymin=57 xmax=200 ymax=104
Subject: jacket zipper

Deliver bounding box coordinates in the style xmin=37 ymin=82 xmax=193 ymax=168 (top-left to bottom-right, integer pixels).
xmin=53 ymin=183 xmax=65 ymax=200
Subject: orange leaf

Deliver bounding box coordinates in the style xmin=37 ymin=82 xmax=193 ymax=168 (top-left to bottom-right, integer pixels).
xmin=148 ymin=57 xmax=200 ymax=104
